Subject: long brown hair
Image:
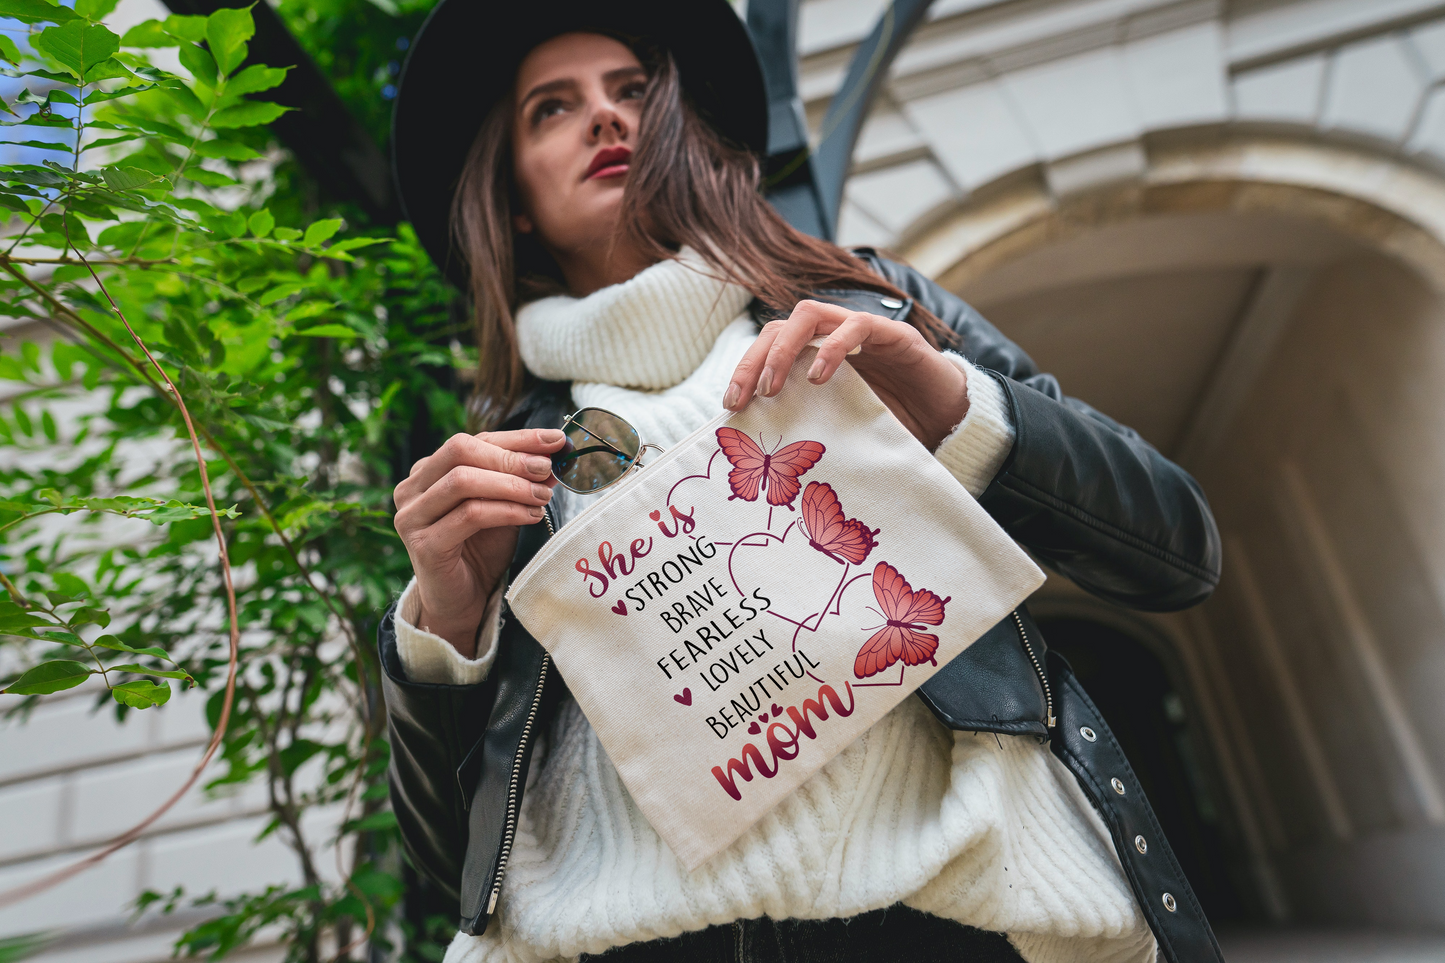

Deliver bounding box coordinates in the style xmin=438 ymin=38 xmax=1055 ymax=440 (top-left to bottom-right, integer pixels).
xmin=452 ymin=44 xmax=951 ymax=426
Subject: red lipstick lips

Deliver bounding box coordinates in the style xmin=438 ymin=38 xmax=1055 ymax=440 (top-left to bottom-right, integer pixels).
xmin=585 ymin=145 xmax=632 ymax=180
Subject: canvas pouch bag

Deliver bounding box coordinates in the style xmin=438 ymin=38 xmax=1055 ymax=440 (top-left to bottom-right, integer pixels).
xmin=506 ymin=347 xmax=1045 ymax=870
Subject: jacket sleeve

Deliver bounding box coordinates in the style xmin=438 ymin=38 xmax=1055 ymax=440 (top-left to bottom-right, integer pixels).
xmin=379 ymin=603 xmax=497 ymax=907
xmin=870 ymin=253 xmax=1222 ymax=611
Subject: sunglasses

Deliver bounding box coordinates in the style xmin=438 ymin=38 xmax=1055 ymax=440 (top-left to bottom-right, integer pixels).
xmin=550 ymin=407 xmax=662 ymax=496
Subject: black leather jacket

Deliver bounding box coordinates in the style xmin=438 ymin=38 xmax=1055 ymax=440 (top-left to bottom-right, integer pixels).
xmin=378 ymin=252 xmax=1226 ymax=962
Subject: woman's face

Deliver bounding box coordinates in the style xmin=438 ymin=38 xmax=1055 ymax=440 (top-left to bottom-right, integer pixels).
xmin=511 ymin=32 xmax=647 ymax=257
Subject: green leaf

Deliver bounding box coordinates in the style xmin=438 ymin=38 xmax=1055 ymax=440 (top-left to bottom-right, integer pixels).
xmin=177 ymin=41 xmax=216 ymax=86
xmin=32 ymin=20 xmax=120 ymax=82
xmin=109 ymin=664 xmax=192 ymax=681
xmin=120 ymin=20 xmax=169 ymax=47
xmin=0 ymin=607 xmax=58 ymax=633
xmin=285 ymin=300 xmax=333 ymax=322
xmin=248 ymin=208 xmax=273 ymax=237
xmin=278 ymin=738 xmax=324 ymax=776
xmin=75 ymin=0 xmax=119 ymax=18
xmin=92 ymin=635 xmax=171 ymax=660
xmin=271 ymin=226 xmax=301 ymax=241
xmin=101 ymin=166 xmax=159 ymax=191
xmin=68 ymin=606 xmax=109 ymax=628
xmin=210 ymin=100 xmax=288 ymax=129
xmin=346 ymin=810 xmax=398 ymax=833
xmin=289 ymin=324 xmax=357 ymax=339
xmin=302 ymin=218 xmax=342 ymax=248
xmin=0 ymin=35 xmax=22 ymax=66
xmin=192 ymin=139 xmax=260 ymax=161
xmin=83 ymin=57 xmax=131 ymax=84
xmin=4 ymin=660 xmax=92 ymax=695
xmin=0 ymin=0 xmax=78 ymax=25
xmin=40 ymin=408 xmax=55 ymax=442
xmin=223 ymin=63 xmax=287 ymax=98
xmin=161 ymin=14 xmax=207 ymax=43
xmin=110 ymin=679 xmax=170 ymax=708
xmin=205 ymin=6 xmax=254 ymax=77
xmin=258 ymin=280 xmax=306 ymax=304
xmin=182 ymin=167 xmax=238 ymax=188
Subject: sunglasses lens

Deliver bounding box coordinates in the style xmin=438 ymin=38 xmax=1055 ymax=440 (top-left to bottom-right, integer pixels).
xmin=552 ymin=408 xmax=640 ymax=494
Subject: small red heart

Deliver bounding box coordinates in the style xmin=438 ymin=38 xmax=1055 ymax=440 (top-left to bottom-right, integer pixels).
xmin=649 ymin=510 xmax=661 ymax=521
xmin=611 ymin=600 xmax=628 ymax=616
xmin=674 ymin=688 xmax=692 ymax=706
xmin=747 ymin=721 xmax=761 ymax=735
xmin=771 ymin=704 xmax=783 ymax=717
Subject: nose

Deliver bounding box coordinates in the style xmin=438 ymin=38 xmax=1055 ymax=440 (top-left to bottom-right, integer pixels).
xmin=587 ymin=100 xmax=628 ymax=144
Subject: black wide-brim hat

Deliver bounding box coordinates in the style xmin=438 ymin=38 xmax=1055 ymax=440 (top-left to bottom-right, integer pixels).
xmin=391 ymin=0 xmax=769 ymax=287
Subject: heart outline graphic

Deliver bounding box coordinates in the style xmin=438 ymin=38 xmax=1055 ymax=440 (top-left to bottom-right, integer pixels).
xmin=674 ymin=688 xmax=692 ymax=706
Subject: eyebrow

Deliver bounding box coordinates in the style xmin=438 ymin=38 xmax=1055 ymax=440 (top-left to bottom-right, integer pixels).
xmin=519 ymin=65 xmax=647 ymax=110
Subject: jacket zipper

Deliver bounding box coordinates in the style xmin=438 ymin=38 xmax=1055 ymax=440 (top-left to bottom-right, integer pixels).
xmin=1013 ymin=610 xmax=1055 ymax=729
xmin=486 ymin=649 xmax=550 ymax=915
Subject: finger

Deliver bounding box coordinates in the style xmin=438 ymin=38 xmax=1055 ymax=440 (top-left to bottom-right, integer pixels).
xmin=397 ymin=465 xmax=554 ymax=533
xmin=806 ymin=313 xmax=873 ymax=385
xmin=724 ymin=319 xmax=784 ymax=411
xmin=397 ymin=429 xmax=563 ymax=508
xmin=409 ymin=499 xmax=544 ymax=561
xmin=759 ymin=301 xmax=845 ymax=398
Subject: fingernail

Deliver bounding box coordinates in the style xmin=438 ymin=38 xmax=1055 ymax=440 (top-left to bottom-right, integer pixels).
xmin=808 ymin=358 xmax=825 ymax=382
xmin=532 ymin=483 xmax=552 ymax=501
xmin=529 ymin=505 xmax=545 ymax=518
xmin=526 ymin=456 xmax=551 ymax=476
xmin=539 ymin=428 xmax=564 ymax=443
xmin=722 ymin=383 xmax=740 ymax=410
xmin=758 ymin=368 xmax=774 ymax=396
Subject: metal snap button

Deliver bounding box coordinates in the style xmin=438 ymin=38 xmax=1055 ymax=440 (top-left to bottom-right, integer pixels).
xmin=1135 ymin=835 xmax=1147 ymax=854
xmin=1111 ymin=777 xmax=1126 ymax=795
xmin=1080 ymin=726 xmax=1097 ymax=742
xmin=879 ymin=297 xmax=904 ymax=309
xmin=1162 ymin=893 xmax=1177 ymax=912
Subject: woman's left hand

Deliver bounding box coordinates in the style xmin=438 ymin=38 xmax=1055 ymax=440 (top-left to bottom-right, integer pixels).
xmin=723 ymin=300 xmax=968 ymax=451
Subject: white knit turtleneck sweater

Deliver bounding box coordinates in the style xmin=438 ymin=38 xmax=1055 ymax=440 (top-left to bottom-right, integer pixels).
xmin=394 ymin=253 xmax=1156 ymax=963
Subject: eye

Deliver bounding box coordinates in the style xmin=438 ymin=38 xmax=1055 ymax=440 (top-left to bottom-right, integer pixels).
xmin=619 ymin=81 xmax=647 ymax=102
xmin=531 ymin=98 xmax=567 ymax=125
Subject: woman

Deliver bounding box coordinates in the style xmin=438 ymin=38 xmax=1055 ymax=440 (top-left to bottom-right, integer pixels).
xmin=381 ymin=2 xmax=1225 ymax=962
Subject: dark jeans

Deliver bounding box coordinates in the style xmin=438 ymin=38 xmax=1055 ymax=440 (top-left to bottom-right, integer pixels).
xmin=581 ymin=904 xmax=1027 ymax=963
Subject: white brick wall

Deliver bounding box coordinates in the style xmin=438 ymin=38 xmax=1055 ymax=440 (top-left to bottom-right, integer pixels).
xmin=0 ymin=686 xmax=306 ymax=961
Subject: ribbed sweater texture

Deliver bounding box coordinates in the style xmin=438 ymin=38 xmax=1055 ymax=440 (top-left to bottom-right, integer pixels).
xmin=395 ymin=253 xmax=1156 ymax=963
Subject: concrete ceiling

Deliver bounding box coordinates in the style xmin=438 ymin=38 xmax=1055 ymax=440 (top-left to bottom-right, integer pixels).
xmin=958 ymin=210 xmax=1369 ymax=456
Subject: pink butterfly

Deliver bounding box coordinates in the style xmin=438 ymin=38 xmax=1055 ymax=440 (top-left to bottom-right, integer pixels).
xmin=715 ymin=428 xmax=825 ymax=510
xmin=799 ymin=481 xmax=878 ymax=566
xmin=855 ymin=561 xmax=950 ymax=679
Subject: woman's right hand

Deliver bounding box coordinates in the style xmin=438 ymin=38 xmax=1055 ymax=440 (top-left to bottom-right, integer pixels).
xmin=393 ymin=428 xmax=565 ymax=656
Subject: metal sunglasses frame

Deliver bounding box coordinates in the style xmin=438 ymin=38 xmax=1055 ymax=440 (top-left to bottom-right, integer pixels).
xmin=551 ymin=406 xmax=664 ymax=496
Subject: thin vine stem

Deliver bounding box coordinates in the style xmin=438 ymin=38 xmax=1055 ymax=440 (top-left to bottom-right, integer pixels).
xmin=0 ymin=215 xmax=243 ymax=909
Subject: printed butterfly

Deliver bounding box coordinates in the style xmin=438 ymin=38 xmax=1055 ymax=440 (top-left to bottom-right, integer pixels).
xmin=715 ymin=428 xmax=825 ymax=509
xmin=799 ymin=481 xmax=879 ymax=566
xmin=855 ymin=561 xmax=951 ymax=679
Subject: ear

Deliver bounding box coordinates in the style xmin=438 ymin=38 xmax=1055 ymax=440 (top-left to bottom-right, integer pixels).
xmin=513 ymin=212 xmax=534 ymax=234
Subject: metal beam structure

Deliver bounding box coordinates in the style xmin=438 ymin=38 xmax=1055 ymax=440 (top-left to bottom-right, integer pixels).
xmin=749 ymin=0 xmax=938 ymax=241
xmin=746 ymin=0 xmax=828 ymax=239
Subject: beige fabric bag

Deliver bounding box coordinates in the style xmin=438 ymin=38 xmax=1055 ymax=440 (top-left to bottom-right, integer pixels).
xmin=506 ymin=349 xmax=1044 ymax=870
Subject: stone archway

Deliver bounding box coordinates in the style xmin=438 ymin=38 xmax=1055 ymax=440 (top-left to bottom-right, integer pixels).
xmin=891 ymin=132 xmax=1445 ymax=928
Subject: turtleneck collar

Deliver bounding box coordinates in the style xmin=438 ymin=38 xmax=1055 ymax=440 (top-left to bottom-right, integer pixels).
xmin=515 ymin=247 xmax=754 ymax=391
